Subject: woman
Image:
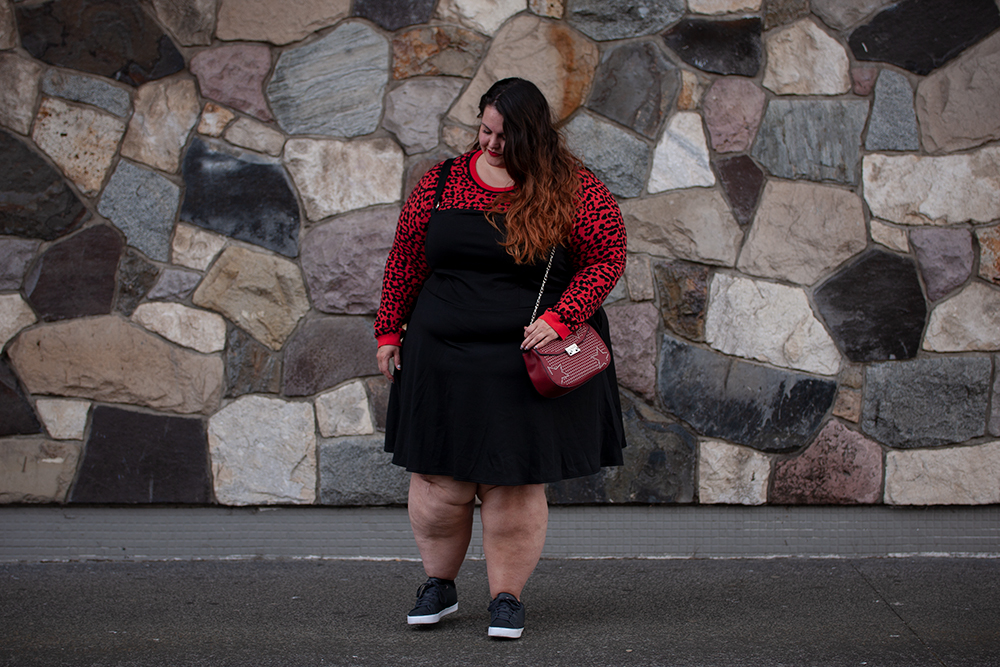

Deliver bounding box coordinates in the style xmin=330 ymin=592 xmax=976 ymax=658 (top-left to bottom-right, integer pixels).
xmin=374 ymin=78 xmax=626 ymax=639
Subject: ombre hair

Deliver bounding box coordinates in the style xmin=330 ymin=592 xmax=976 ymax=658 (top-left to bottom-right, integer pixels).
xmin=473 ymin=78 xmax=581 ymax=265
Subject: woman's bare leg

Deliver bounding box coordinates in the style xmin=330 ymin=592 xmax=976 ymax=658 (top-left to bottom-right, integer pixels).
xmin=478 ymin=483 xmax=549 ymax=599
xmin=408 ymin=473 xmax=477 ymax=579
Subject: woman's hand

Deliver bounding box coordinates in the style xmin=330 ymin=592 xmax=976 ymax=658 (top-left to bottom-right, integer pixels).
xmin=522 ymin=319 xmax=560 ymax=351
xmin=377 ymin=344 xmax=401 ymax=382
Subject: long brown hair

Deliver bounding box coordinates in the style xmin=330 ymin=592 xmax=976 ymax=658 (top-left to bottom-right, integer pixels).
xmin=473 ymin=78 xmax=580 ymax=265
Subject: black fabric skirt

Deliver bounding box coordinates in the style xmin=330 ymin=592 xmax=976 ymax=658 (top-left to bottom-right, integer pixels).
xmin=384 ymin=208 xmax=625 ymax=485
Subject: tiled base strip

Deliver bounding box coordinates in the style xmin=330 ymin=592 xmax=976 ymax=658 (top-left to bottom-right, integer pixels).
xmin=1 ymin=505 xmax=997 ymax=562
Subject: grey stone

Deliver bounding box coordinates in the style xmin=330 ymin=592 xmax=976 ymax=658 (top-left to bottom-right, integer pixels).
xmin=698 ymin=439 xmax=770 ymax=505
xmin=752 ymin=99 xmax=870 ymax=184
xmin=267 ymin=22 xmax=388 ymax=137
xmin=0 ymin=53 xmax=43 ymax=135
xmin=0 ymin=1 xmax=14 ymax=50
xmin=866 ymin=69 xmax=920 ymax=151
xmin=566 ymin=0 xmax=685 ymax=41
xmin=319 ymin=435 xmax=409 ymax=505
xmin=40 ymin=70 xmax=131 ymax=118
xmin=992 ymin=356 xmax=1000 ymax=437
xmin=282 ymin=316 xmax=379 ymax=396
xmin=34 ymin=398 xmax=90 ymax=441
xmin=114 ymin=247 xmax=160 ymax=317
xmin=151 ymin=0 xmax=217 ymax=46
xmin=909 ymin=227 xmax=974 ymax=302
xmin=98 ymin=160 xmax=180 ymax=263
xmin=383 ymin=79 xmax=464 ymax=154
xmin=715 ymin=155 xmax=764 ymax=227
xmin=354 ymin=0 xmax=435 ymax=31
xmin=315 ymin=380 xmax=373 ymax=438
xmin=923 ymin=282 xmax=1000 ymax=353
xmin=657 ymin=333 xmax=837 ymax=453
xmin=365 ymin=376 xmax=391 ymax=433
xmin=862 ymin=356 xmax=991 ymax=448
xmin=764 ymin=0 xmax=809 ymax=29
xmin=215 ymin=0 xmax=349 ymax=45
xmin=0 ymin=438 xmax=80 ymax=504
xmin=562 ymin=111 xmax=651 ymax=198
xmin=812 ymin=0 xmax=893 ymax=29
xmin=587 ymin=41 xmax=679 ymax=139
xmin=648 ymin=112 xmax=715 ymax=193
xmin=224 ymin=326 xmax=282 ymax=399
xmin=147 ymin=269 xmax=202 ymax=301
xmin=0 ymin=355 xmax=42 ymax=437
xmin=662 ymin=17 xmax=762 ymax=77
xmin=0 ymin=294 xmax=36 ymax=351
xmin=0 ymin=237 xmax=40 ymax=290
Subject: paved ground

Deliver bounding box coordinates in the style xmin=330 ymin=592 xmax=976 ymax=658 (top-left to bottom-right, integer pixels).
xmin=1 ymin=557 xmax=998 ymax=667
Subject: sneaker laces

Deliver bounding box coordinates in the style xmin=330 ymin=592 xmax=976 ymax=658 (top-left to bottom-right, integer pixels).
xmin=413 ymin=580 xmax=445 ymax=610
xmin=489 ymin=595 xmax=521 ymax=623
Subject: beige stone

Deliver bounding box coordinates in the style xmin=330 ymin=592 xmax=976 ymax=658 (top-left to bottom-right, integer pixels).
xmin=0 ymin=53 xmax=43 ymax=135
xmin=193 ymin=246 xmax=310 ymax=350
xmin=172 ymin=222 xmax=226 ymax=270
xmin=625 ymin=254 xmax=654 ymax=302
xmin=689 ymin=0 xmax=761 ymax=13
xmin=528 ymin=0 xmax=563 ymax=18
xmin=7 ymin=316 xmax=223 ymax=415
xmin=216 ymin=0 xmax=349 ymax=45
xmin=315 ymin=380 xmax=374 ymax=438
xmin=648 ymin=112 xmax=715 ymax=192
xmin=437 ymin=0 xmax=525 ymax=36
xmin=698 ymin=439 xmax=770 ymax=505
xmin=762 ymin=19 xmax=851 ymax=96
xmin=284 ymin=138 xmax=403 ymax=221
xmin=923 ymin=282 xmax=1000 ymax=353
xmin=885 ymin=441 xmax=1000 ymax=505
xmin=0 ymin=438 xmax=81 ymax=504
xmin=131 ymin=302 xmax=227 ymax=354
xmin=197 ymin=103 xmax=236 ymax=137
xmin=443 ymin=124 xmax=476 ymax=153
xmin=31 ymin=97 xmax=125 ymax=196
xmin=224 ymin=117 xmax=285 ymax=156
xmin=833 ymin=387 xmax=862 ymax=423
xmin=677 ymin=70 xmax=708 ymax=110
xmin=870 ymin=218 xmax=910 ymax=252
xmin=449 ymin=14 xmax=598 ymax=126
xmin=0 ymin=294 xmax=37 ymax=350
xmin=121 ymin=78 xmax=200 ymax=173
xmin=35 ymin=399 xmax=91 ymax=440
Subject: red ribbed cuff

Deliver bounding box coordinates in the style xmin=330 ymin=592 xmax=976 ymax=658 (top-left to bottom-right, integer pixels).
xmin=376 ymin=332 xmax=402 ymax=347
xmin=538 ymin=311 xmax=570 ymax=339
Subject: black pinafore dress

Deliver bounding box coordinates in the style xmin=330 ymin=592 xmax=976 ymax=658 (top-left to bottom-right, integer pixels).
xmin=384 ymin=176 xmax=626 ymax=486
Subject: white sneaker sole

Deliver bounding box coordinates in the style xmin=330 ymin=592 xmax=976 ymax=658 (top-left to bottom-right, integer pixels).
xmin=407 ymin=603 xmax=458 ymax=625
xmin=488 ymin=625 xmax=523 ymax=639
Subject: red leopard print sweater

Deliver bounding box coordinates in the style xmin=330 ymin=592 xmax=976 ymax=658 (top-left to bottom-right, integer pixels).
xmin=374 ymin=151 xmax=626 ymax=346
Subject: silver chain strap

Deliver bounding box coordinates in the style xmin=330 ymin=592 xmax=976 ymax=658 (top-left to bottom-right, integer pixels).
xmin=528 ymin=247 xmax=556 ymax=325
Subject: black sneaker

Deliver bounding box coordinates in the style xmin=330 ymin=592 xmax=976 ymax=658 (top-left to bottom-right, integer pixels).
xmin=487 ymin=593 xmax=524 ymax=639
xmin=407 ymin=577 xmax=458 ymax=625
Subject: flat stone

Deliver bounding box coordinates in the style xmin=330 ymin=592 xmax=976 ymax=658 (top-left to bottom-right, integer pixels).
xmin=215 ymin=0 xmax=349 ymax=45
xmin=403 ymin=151 xmax=454 ymax=201
xmin=384 ymin=79 xmax=465 ymax=154
xmin=0 ymin=2 xmax=14 ymax=50
xmin=676 ymin=70 xmax=709 ymax=110
xmin=70 ymin=405 xmax=212 ymax=504
xmin=702 ymin=78 xmax=765 ymax=153
xmin=762 ymin=19 xmax=851 ymax=95
xmin=705 ymin=272 xmax=841 ymax=375
xmin=605 ymin=301 xmax=659 ymax=400
xmin=392 ymin=25 xmax=489 ymax=80
xmin=978 ymin=226 xmax=1000 ymax=285
xmin=866 ymin=70 xmax=920 ymax=151
xmin=282 ymin=316 xmax=378 ymax=396
xmin=871 ymin=219 xmax=910 ymax=253
xmin=689 ymin=0 xmax=760 ymax=13
xmin=653 ymin=260 xmax=710 ymax=342
xmin=916 ymin=31 xmax=1000 ymax=153
xmin=0 ymin=355 xmax=42 ymax=437
xmin=752 ymin=99 xmax=869 ymax=184
xmin=0 ymin=237 xmax=40 ymax=290
xmin=848 ymin=0 xmax=1000 ymax=76
xmin=189 ymin=44 xmax=274 ymax=122
xmin=662 ymin=18 xmax=762 ymax=77
xmin=131 ymin=302 xmax=227 ymax=354
xmin=529 ymin=0 xmax=563 ymax=18
xmin=812 ymin=0 xmax=893 ymax=30
xmin=223 ymin=117 xmax=285 ymax=157
xmin=208 ymin=395 xmax=316 ymax=505
xmin=764 ymin=0 xmax=809 ymax=29
xmin=32 ymin=97 xmax=125 ymax=196
xmin=0 ymin=294 xmax=37 ymax=350
xmin=862 ymin=147 xmax=1000 ymax=225
xmin=223 ymin=326 xmax=281 ymax=398
xmin=587 ymin=41 xmax=679 ymax=139
xmin=147 ymin=268 xmax=202 ymax=301
xmin=992 ymin=357 xmax=1000 ymax=437
xmin=658 ymin=333 xmax=837 ymax=453
xmin=814 ymin=249 xmax=927 ymax=363
xmin=622 ymin=189 xmax=742 ymax=266
xmin=197 ymin=103 xmax=236 ymax=137
xmin=547 ymin=393 xmax=696 ymax=504
xmin=833 ymin=387 xmax=863 ymax=423
xmin=8 ymin=315 xmax=223 ymax=415
xmin=284 ymin=138 xmax=403 ymax=221
xmin=852 ymin=67 xmax=878 ymax=96
xmin=698 ymin=439 xmax=770 ymax=505
xmin=354 ymin=0 xmax=434 ymax=31
xmin=449 ymin=14 xmax=599 ymax=125
xmin=910 ymin=227 xmax=974 ymax=301
xmin=171 ymin=223 xmax=226 ymax=271
xmin=885 ymin=441 xmax=1000 ymax=505
xmin=924 ymin=282 xmax=1000 ymax=352
xmin=715 ymin=155 xmax=764 ymax=227
xmin=24 ymin=225 xmax=121 ymax=322
xmin=35 ymin=398 xmax=90 ymax=440
xmin=862 ymin=356 xmax=991 ymax=448
xmin=649 ymin=112 xmax=715 ymax=193
xmin=113 ymin=248 xmax=160 ymax=317
xmin=562 ymin=111 xmax=651 ymax=198
xmin=181 ymin=139 xmax=300 ymax=257
xmin=121 ymin=78 xmax=200 ymax=173
xmin=301 ymin=206 xmax=398 ymax=315
xmin=738 ymin=180 xmax=867 ymax=285
xmin=0 ymin=438 xmax=80 ymax=503
xmin=40 ymin=69 xmax=131 ymax=118
xmin=319 ymin=435 xmax=409 ymax=505
xmin=192 ymin=246 xmax=310 ymax=351
xmin=435 ymin=0 xmax=524 ymax=35
xmin=16 ymin=0 xmax=184 ymax=87
xmin=315 ymin=380 xmax=374 ymax=438
xmin=364 ymin=376 xmax=391 ymax=432
xmin=567 ymin=0 xmax=684 ymax=41
xmin=267 ymin=22 xmax=388 ymax=137
xmin=625 ymin=254 xmax=654 ymax=302
xmin=151 ymin=0 xmax=217 ymax=46
xmin=98 ymin=160 xmax=180 ymax=262
xmin=771 ymin=420 xmax=882 ymax=504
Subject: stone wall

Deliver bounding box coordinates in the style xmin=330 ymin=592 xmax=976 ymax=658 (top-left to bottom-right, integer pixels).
xmin=2 ymin=0 xmax=999 ymax=508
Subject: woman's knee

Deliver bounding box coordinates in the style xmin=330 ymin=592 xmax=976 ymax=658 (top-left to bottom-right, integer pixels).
xmin=411 ymin=474 xmax=478 ymax=508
